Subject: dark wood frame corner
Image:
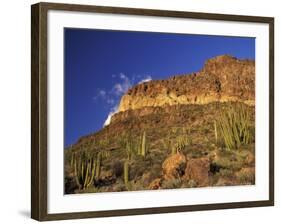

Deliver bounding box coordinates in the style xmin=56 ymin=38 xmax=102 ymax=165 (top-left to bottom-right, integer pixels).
xmin=31 ymin=2 xmax=274 ymax=221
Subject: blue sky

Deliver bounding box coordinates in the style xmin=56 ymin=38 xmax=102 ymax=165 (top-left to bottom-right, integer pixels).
xmin=64 ymin=28 xmax=255 ymax=147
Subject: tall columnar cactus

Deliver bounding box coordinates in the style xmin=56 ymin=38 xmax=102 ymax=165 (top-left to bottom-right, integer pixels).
xmin=71 ymin=150 xmax=105 ymax=190
xmin=141 ymin=131 xmax=147 ymax=158
xmin=171 ymin=145 xmax=177 ymax=155
xmin=123 ymin=160 xmax=129 ymax=187
xmin=137 ymin=134 xmax=142 ymax=155
xmin=126 ymin=140 xmax=132 ymax=160
xmin=214 ymin=120 xmax=218 ymax=144
xmin=95 ymin=152 xmax=102 ymax=180
xmin=217 ymin=103 xmax=253 ymax=150
xmin=83 ymin=158 xmax=96 ymax=189
xmin=171 ymin=135 xmax=186 ymax=154
xmin=70 ymin=152 xmax=75 ymax=168
xmin=74 ymin=154 xmax=97 ymax=189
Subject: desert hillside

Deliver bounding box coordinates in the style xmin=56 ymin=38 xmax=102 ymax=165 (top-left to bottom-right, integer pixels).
xmin=65 ymin=55 xmax=255 ymax=194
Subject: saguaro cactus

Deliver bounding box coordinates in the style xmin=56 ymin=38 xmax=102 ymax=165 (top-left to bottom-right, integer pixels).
xmin=141 ymin=131 xmax=147 ymax=158
xmin=214 ymin=120 xmax=218 ymax=144
xmin=126 ymin=140 xmax=132 ymax=160
xmin=171 ymin=145 xmax=177 ymax=155
xmin=137 ymin=135 xmax=142 ymax=155
xmin=70 ymin=152 xmax=75 ymax=168
xmin=123 ymin=160 xmax=129 ymax=187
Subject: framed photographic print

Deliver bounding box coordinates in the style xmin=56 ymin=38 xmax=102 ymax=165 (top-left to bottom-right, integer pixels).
xmin=31 ymin=2 xmax=274 ymax=221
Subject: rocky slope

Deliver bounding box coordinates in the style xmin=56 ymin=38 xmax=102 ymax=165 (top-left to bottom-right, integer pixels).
xmin=118 ymin=55 xmax=254 ymax=113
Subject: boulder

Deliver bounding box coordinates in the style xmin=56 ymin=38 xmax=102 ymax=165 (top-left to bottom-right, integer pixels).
xmin=141 ymin=172 xmax=155 ymax=187
xmin=98 ymin=170 xmax=116 ymax=186
xmin=184 ymin=157 xmax=210 ymax=186
xmin=162 ymin=153 xmax=186 ymax=180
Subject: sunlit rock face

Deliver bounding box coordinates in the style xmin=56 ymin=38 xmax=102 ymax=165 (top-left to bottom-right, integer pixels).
xmin=118 ymin=55 xmax=255 ymax=113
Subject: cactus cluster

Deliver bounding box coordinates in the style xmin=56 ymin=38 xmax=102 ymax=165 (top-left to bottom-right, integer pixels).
xmin=217 ymin=103 xmax=253 ymax=150
xmin=71 ymin=151 xmax=102 ymax=189
xmin=121 ymin=131 xmax=148 ymax=190
xmin=120 ymin=131 xmax=148 ymax=159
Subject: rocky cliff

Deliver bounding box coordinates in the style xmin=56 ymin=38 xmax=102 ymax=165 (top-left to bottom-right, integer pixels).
xmin=118 ymin=55 xmax=255 ymax=112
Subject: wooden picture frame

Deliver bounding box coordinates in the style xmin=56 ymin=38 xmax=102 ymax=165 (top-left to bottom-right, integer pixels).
xmin=31 ymin=2 xmax=274 ymax=221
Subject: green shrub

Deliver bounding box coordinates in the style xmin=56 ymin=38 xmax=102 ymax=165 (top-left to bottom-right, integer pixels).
xmin=111 ymin=160 xmax=123 ymax=177
xmin=237 ymin=169 xmax=255 ymax=184
xmin=182 ymin=179 xmax=197 ymax=188
xmin=161 ymin=178 xmax=182 ymax=189
xmin=219 ymin=168 xmax=234 ymax=178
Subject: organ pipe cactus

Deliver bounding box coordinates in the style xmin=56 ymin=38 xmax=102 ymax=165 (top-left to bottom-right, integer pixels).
xmin=72 ymin=151 xmax=103 ymax=190
xmin=95 ymin=152 xmax=102 ymax=180
xmin=217 ymin=103 xmax=253 ymax=150
xmin=74 ymin=155 xmax=96 ymax=189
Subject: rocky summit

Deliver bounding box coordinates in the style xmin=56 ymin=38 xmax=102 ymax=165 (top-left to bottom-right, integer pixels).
xmin=118 ymin=55 xmax=254 ymax=113
xmin=65 ymin=55 xmax=255 ymax=194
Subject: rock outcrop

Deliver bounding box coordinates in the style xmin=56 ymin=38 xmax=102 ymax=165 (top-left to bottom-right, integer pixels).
xmin=160 ymin=154 xmax=211 ymax=187
xmin=118 ymin=55 xmax=254 ymax=112
xmin=184 ymin=157 xmax=210 ymax=186
xmin=162 ymin=153 xmax=187 ymax=180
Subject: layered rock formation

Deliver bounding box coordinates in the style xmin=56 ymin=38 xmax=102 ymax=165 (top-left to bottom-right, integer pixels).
xmin=118 ymin=55 xmax=255 ymax=113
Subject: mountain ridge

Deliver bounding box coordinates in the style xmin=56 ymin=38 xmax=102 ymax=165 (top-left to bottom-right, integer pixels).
xmin=117 ymin=55 xmax=254 ymax=114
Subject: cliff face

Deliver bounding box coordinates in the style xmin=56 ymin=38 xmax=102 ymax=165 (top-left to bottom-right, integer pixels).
xmin=118 ymin=55 xmax=255 ymax=112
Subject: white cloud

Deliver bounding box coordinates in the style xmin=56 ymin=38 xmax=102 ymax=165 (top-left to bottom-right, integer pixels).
xmin=103 ymin=105 xmax=118 ymax=126
xmin=113 ymin=83 xmax=124 ymax=95
xmin=99 ymin=89 xmax=106 ymax=97
xmin=112 ymin=73 xmax=132 ymax=96
xmin=119 ymin=73 xmax=126 ymax=79
xmin=102 ymin=73 xmax=153 ymax=126
xmin=138 ymin=75 xmax=152 ymax=84
xmin=93 ymin=89 xmax=106 ymax=100
xmin=106 ymin=98 xmax=115 ymax=105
